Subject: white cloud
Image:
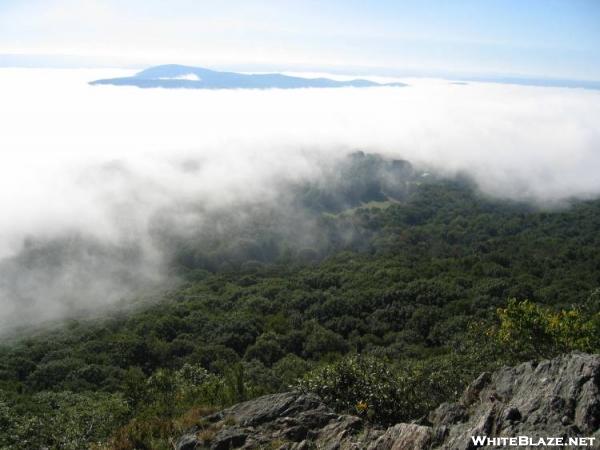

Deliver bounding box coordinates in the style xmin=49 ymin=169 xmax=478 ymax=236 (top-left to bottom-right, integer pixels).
xmin=0 ymin=68 xmax=599 ymax=329
xmin=158 ymin=73 xmax=201 ymax=81
xmin=1 ymin=70 xmax=599 ymax=243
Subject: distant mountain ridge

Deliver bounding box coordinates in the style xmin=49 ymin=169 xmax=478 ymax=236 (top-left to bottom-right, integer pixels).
xmin=89 ymin=64 xmax=407 ymax=89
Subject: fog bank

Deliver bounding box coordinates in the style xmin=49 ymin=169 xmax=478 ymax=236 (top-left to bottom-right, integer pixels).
xmin=1 ymin=68 xmax=599 ymax=330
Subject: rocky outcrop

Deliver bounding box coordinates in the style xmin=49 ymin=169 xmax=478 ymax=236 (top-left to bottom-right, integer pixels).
xmin=175 ymin=391 xmax=380 ymax=449
xmin=433 ymin=352 xmax=600 ymax=449
xmin=176 ymin=353 xmax=600 ymax=449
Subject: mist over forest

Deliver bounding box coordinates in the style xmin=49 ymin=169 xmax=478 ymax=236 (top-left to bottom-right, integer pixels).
xmin=2 ymin=0 xmax=600 ymax=447
xmin=1 ymin=69 xmax=600 ymax=332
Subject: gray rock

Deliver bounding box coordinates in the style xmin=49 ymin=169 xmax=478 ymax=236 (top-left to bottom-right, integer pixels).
xmin=429 ymin=402 xmax=468 ymax=427
xmin=440 ymin=352 xmax=600 ymax=449
xmin=461 ymin=372 xmax=492 ymax=406
xmin=176 ymin=431 xmax=199 ymax=450
xmin=368 ymin=423 xmax=434 ymax=450
xmin=221 ymin=392 xmax=324 ymax=428
xmin=210 ymin=427 xmax=247 ymax=450
xmin=175 ymin=353 xmax=600 ymax=450
xmin=502 ymin=406 xmax=522 ymax=423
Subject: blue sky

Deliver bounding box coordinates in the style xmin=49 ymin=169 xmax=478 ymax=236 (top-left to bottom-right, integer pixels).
xmin=1 ymin=0 xmax=599 ymax=79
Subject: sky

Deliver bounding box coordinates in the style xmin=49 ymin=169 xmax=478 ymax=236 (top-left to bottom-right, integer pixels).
xmin=1 ymin=0 xmax=599 ymax=79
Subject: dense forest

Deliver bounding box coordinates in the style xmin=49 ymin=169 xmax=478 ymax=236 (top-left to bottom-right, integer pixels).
xmin=1 ymin=153 xmax=599 ymax=449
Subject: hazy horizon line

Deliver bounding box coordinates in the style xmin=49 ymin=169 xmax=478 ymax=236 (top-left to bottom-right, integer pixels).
xmin=2 ymin=53 xmax=600 ymax=87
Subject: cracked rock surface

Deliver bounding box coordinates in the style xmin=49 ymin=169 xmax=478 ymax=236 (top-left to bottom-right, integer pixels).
xmin=176 ymin=352 xmax=600 ymax=449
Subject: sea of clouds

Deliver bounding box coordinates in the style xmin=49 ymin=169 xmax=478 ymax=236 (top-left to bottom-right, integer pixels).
xmin=1 ymin=68 xmax=599 ymax=330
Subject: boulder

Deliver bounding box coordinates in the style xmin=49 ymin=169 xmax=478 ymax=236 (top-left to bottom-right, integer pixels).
xmin=438 ymin=352 xmax=600 ymax=449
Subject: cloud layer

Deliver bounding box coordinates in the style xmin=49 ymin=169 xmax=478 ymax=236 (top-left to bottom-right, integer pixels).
xmin=1 ymin=68 xmax=599 ymax=330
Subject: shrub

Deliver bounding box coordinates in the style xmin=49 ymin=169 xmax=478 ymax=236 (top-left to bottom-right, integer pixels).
xmin=495 ymin=299 xmax=600 ymax=360
xmin=0 ymin=391 xmax=129 ymax=450
xmin=297 ymin=354 xmax=477 ymax=425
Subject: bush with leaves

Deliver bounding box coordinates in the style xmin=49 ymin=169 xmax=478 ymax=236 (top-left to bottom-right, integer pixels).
xmin=298 ymin=356 xmax=405 ymax=424
xmin=297 ymin=353 xmax=482 ymax=425
xmin=141 ymin=363 xmax=246 ymax=418
xmin=494 ymin=299 xmax=600 ymax=361
xmin=0 ymin=390 xmax=129 ymax=450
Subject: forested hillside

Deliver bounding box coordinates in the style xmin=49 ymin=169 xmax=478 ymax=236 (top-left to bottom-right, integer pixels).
xmin=1 ymin=153 xmax=599 ymax=449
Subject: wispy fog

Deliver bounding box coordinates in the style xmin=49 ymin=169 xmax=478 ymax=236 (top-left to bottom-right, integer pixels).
xmin=1 ymin=68 xmax=599 ymax=330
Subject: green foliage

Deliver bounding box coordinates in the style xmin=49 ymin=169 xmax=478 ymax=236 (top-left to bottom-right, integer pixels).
xmin=298 ymin=356 xmax=405 ymax=424
xmin=1 ymin=167 xmax=600 ymax=447
xmin=494 ymin=299 xmax=600 ymax=361
xmin=297 ymin=352 xmax=485 ymax=425
xmin=138 ymin=363 xmax=248 ymax=419
xmin=297 ymin=299 xmax=600 ymax=426
xmin=0 ymin=390 xmax=129 ymax=450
